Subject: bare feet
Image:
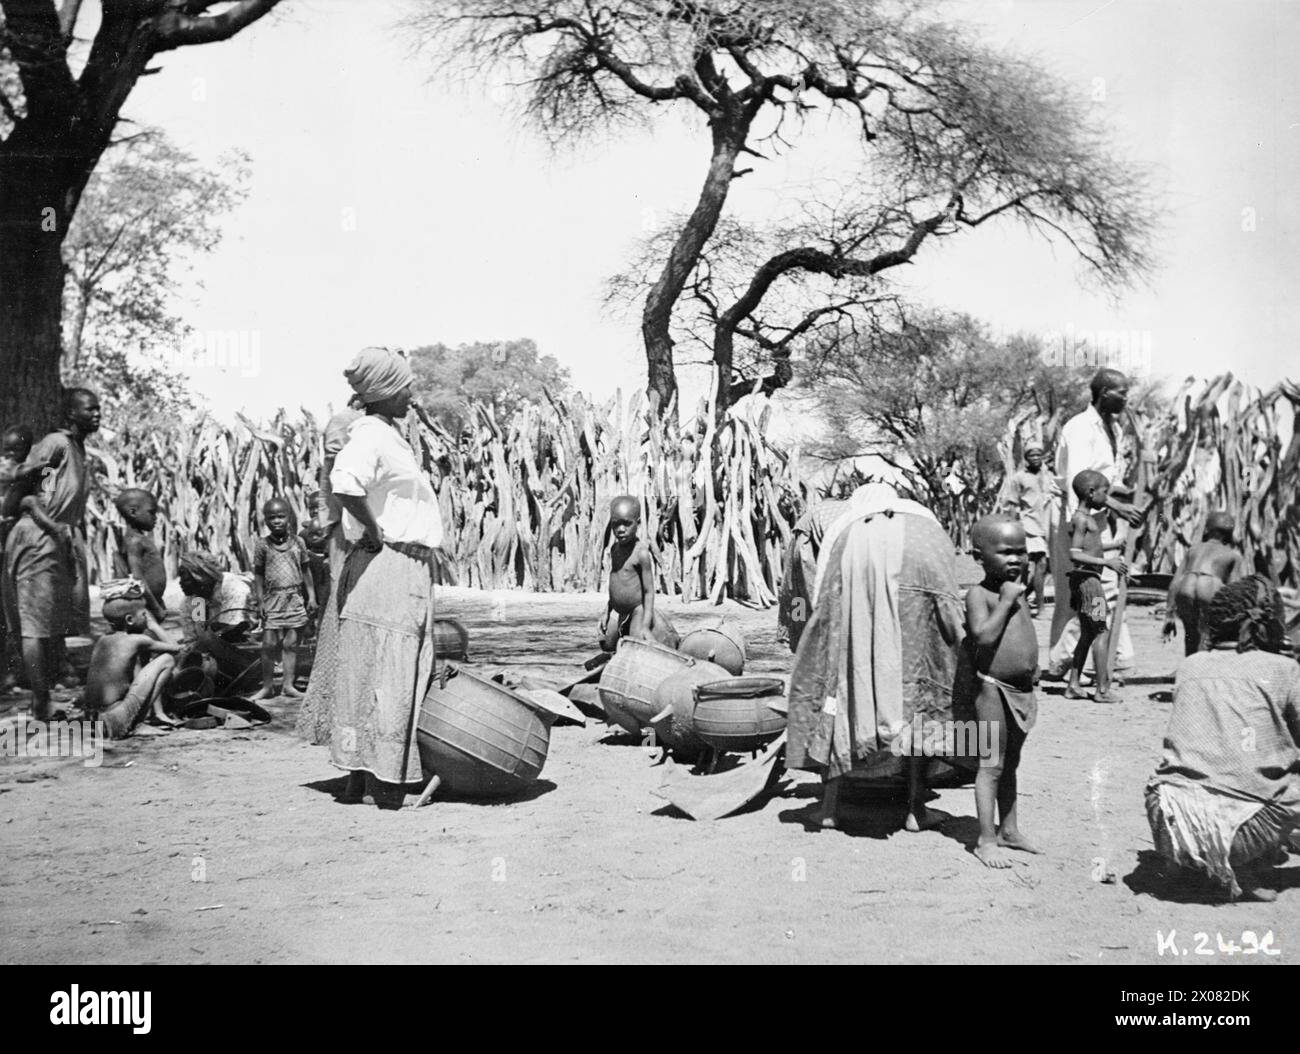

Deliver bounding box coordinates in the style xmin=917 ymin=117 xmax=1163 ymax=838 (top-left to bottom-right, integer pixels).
xmin=1063 ymin=686 xmax=1090 ymax=700
xmin=974 ymin=841 xmax=1014 ymax=869
xmin=1093 ymin=689 xmax=1123 ymax=704
xmin=280 ymin=685 xmax=303 ymax=699
xmin=248 ymin=685 xmax=277 ymax=701
xmin=997 ymin=830 xmax=1042 ymax=854
xmin=1237 ymin=884 xmax=1278 ymax=903
xmin=904 ymin=805 xmax=945 ymax=832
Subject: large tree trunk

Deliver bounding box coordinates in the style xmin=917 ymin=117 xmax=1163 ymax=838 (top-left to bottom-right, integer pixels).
xmin=641 ymin=121 xmax=745 ymax=418
xmin=0 ymin=167 xmax=71 ymax=436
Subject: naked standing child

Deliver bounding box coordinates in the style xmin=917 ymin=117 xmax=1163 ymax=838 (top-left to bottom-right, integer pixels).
xmin=599 ymin=495 xmax=678 ymax=651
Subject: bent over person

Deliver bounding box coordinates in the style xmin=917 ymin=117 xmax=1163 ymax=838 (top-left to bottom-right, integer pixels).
xmin=1145 ymin=576 xmax=1300 ymax=902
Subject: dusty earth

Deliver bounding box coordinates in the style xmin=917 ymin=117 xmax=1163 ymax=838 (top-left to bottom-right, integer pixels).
xmin=2 ymin=570 xmax=1297 ymax=964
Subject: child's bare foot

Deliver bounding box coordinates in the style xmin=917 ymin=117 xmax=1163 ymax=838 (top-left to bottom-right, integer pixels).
xmin=997 ymin=830 xmax=1041 ymax=854
xmin=1093 ymin=688 xmax=1123 ymax=704
xmin=974 ymin=841 xmax=1014 ymax=869
xmin=248 ymin=685 xmax=277 ymax=701
xmin=904 ymin=806 xmax=945 ymax=832
xmin=1063 ymin=686 xmax=1090 ymax=700
xmin=280 ymin=684 xmax=303 ymax=698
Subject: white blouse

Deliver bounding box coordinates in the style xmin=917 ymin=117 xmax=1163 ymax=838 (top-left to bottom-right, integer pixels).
xmin=330 ymin=415 xmax=443 ymax=547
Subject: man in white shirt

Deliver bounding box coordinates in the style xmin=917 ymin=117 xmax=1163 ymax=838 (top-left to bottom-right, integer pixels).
xmin=1046 ymin=369 xmax=1144 ymax=682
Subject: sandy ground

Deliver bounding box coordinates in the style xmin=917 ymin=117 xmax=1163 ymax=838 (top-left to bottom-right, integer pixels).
xmin=1 ymin=574 xmax=1297 ymax=965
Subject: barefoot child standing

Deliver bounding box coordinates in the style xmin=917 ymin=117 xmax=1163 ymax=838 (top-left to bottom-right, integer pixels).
xmin=252 ymin=497 xmax=316 ymax=699
xmin=113 ymin=488 xmax=168 ymax=624
xmin=599 ymin=494 xmax=678 ymax=651
xmin=1162 ymin=510 xmax=1243 ymax=656
xmin=1066 ymin=470 xmax=1127 ymax=704
xmin=965 ymin=514 xmax=1040 ymax=868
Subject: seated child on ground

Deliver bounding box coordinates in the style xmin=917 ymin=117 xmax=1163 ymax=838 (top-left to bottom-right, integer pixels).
xmin=1066 ymin=470 xmax=1127 ymax=704
xmin=251 ymin=497 xmax=316 ymax=699
xmin=964 ymin=514 xmax=1041 ymax=868
xmin=599 ymin=495 xmax=678 ymax=652
xmin=83 ymin=594 xmax=182 ymax=739
xmin=1162 ymin=510 xmax=1243 ymax=656
xmin=1146 ymin=575 xmax=1300 ymax=902
xmin=113 ymin=488 xmax=169 ymax=624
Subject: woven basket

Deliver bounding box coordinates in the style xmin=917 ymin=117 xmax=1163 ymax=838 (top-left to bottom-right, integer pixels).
xmin=598 ymin=637 xmax=695 ymax=731
xmin=647 ymin=661 xmax=732 ymax=760
xmin=432 ymin=617 xmax=470 ymax=662
xmin=677 ymin=622 xmax=747 ymax=675
xmin=692 ymin=676 xmax=787 ymax=753
xmin=417 ymin=665 xmax=550 ymax=798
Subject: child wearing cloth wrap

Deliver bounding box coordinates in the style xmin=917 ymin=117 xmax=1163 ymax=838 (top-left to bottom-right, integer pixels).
xmin=964 ymin=514 xmax=1041 ymax=868
xmin=1145 ymin=576 xmax=1300 ymax=901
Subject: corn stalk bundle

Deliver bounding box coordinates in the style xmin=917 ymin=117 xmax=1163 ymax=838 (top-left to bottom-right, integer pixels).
xmin=996 ymin=373 xmax=1299 ymax=587
xmin=1137 ymin=375 xmax=1300 ymax=584
xmin=83 ymin=392 xmax=801 ymax=606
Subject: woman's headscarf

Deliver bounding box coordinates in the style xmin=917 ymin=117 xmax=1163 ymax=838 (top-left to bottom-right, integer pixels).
xmin=343 ymin=346 xmax=413 ymax=405
xmin=1205 ymin=575 xmax=1287 ymax=653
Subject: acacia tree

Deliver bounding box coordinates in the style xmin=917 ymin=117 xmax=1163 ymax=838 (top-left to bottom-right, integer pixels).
xmin=409 ymin=338 xmax=571 ymax=433
xmin=411 ymin=0 xmax=1153 ymax=415
xmin=807 ymin=309 xmax=1091 ymax=536
xmin=0 ymin=0 xmax=282 ymax=431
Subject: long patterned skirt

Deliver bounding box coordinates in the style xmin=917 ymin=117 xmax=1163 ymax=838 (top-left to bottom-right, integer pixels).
xmin=301 ymin=543 xmax=436 ymax=784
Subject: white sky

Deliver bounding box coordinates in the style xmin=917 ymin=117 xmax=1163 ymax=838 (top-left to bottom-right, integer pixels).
xmin=108 ymin=0 xmax=1299 ymax=422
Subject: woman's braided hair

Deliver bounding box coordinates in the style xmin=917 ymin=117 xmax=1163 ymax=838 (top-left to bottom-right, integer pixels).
xmin=1204 ymin=574 xmax=1287 ymax=653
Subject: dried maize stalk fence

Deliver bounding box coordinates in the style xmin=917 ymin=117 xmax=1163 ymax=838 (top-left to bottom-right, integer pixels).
xmin=999 ymin=374 xmax=1300 ymax=587
xmin=1137 ymin=375 xmax=1300 ymax=585
xmin=85 ymin=391 xmax=801 ymax=605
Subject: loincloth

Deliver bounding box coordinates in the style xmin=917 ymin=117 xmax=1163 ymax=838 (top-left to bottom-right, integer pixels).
xmin=1068 ymin=569 xmax=1109 ymax=632
xmin=977 ymin=670 xmax=1037 ymax=735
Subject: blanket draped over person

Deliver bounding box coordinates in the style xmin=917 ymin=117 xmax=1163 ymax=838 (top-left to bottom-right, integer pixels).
xmin=786 ymin=485 xmax=966 ymax=781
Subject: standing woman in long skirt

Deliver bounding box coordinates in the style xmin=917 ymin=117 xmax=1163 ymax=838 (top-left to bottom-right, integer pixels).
xmin=307 ymin=346 xmax=443 ymax=806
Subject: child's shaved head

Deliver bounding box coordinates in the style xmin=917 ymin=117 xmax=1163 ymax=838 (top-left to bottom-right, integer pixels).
xmin=1071 ymin=470 xmax=1109 ymax=501
xmin=609 ymin=495 xmax=639 ymax=522
xmin=103 ymin=597 xmax=146 ymax=629
xmin=1 ymin=424 xmax=32 ymax=458
xmin=971 ymin=513 xmax=1024 ymax=554
xmin=1204 ymin=510 xmax=1235 ymax=542
xmin=114 ymin=488 xmax=155 ymax=516
xmin=263 ymin=496 xmax=291 ymax=516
